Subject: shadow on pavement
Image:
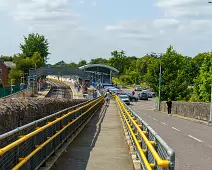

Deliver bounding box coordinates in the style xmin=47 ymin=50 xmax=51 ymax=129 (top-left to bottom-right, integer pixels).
xmin=51 ymin=104 xmax=107 ymax=170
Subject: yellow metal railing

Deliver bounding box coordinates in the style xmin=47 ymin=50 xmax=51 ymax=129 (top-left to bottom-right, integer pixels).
xmin=11 ymin=97 xmax=104 ymax=170
xmin=0 ymin=97 xmax=104 ymax=163
xmin=116 ymin=96 xmax=171 ymax=169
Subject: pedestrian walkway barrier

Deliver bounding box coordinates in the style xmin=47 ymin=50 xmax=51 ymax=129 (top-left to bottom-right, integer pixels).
xmin=116 ymin=96 xmax=175 ymax=170
xmin=0 ymin=96 xmax=104 ymax=170
xmin=0 ymin=89 xmax=28 ymax=99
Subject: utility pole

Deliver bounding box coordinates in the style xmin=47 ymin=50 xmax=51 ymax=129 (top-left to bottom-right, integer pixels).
xmin=207 ymin=2 xmax=212 ymax=124
xmin=209 ymin=51 xmax=212 ymax=123
xmin=209 ymin=84 xmax=212 ymax=123
xmin=158 ymin=55 xmax=162 ymax=111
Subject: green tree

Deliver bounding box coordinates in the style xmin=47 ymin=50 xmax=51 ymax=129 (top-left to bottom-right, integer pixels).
xmin=78 ymin=60 xmax=87 ymax=67
xmin=145 ymin=46 xmax=190 ymax=101
xmin=54 ymin=60 xmax=67 ymax=67
xmin=0 ymin=55 xmax=13 ymax=62
xmin=10 ymin=52 xmax=45 ymax=85
xmin=67 ymin=62 xmax=78 ymax=68
xmin=119 ymin=75 xmax=133 ymax=85
xmin=8 ymin=68 xmax=23 ymax=85
xmin=20 ymin=33 xmax=50 ymax=63
xmin=191 ymin=53 xmax=212 ymax=102
xmin=90 ymin=58 xmax=108 ymax=64
xmin=109 ymin=50 xmax=127 ymax=75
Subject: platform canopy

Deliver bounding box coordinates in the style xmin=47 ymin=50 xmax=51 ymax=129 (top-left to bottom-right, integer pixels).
xmin=79 ymin=64 xmax=119 ymax=84
xmin=79 ymin=64 xmax=119 ymax=74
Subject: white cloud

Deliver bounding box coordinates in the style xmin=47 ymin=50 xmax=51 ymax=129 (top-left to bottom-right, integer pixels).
xmin=0 ymin=0 xmax=80 ymax=30
xmin=153 ymin=19 xmax=179 ymax=28
xmin=156 ymin=0 xmax=212 ymax=18
xmin=1 ymin=0 xmax=212 ymax=65
xmin=91 ymin=1 xmax=97 ymax=6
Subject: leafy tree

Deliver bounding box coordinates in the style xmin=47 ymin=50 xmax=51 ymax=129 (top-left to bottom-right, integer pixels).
xmin=78 ymin=60 xmax=87 ymax=67
xmin=109 ymin=50 xmax=128 ymax=75
xmin=67 ymin=62 xmax=78 ymax=68
xmin=145 ymin=46 xmax=190 ymax=101
xmin=135 ymin=55 xmax=155 ymax=81
xmin=119 ymin=75 xmax=133 ymax=85
xmin=54 ymin=60 xmax=67 ymax=67
xmin=90 ymin=58 xmax=108 ymax=64
xmin=0 ymin=55 xmax=13 ymax=62
xmin=10 ymin=52 xmax=45 ymax=85
xmin=8 ymin=68 xmax=23 ymax=85
xmin=20 ymin=33 xmax=50 ymax=63
xmin=191 ymin=53 xmax=212 ymax=102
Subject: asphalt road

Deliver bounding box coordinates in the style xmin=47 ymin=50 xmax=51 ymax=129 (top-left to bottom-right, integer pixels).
xmin=125 ymin=89 xmax=212 ymax=170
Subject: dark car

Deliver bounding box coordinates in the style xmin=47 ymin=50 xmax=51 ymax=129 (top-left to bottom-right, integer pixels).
xmin=126 ymin=93 xmax=138 ymax=102
xmin=143 ymin=90 xmax=152 ymax=98
xmin=138 ymin=92 xmax=148 ymax=100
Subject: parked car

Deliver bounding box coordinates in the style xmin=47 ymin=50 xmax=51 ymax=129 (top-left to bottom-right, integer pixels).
xmin=138 ymin=92 xmax=148 ymax=100
xmin=109 ymin=88 xmax=122 ymax=94
xmin=116 ymin=92 xmax=126 ymax=95
xmin=119 ymin=94 xmax=130 ymax=105
xmin=142 ymin=90 xmax=152 ymax=98
xmin=126 ymin=93 xmax=138 ymax=102
xmin=147 ymin=92 xmax=152 ymax=98
xmin=135 ymin=85 xmax=142 ymax=91
xmin=152 ymin=92 xmax=156 ymax=97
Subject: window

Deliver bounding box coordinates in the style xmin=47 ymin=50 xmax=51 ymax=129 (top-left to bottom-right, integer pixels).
xmin=0 ymin=69 xmax=2 ymax=74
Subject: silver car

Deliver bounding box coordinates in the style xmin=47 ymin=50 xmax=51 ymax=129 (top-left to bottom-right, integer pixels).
xmin=119 ymin=94 xmax=130 ymax=105
xmin=135 ymin=85 xmax=142 ymax=91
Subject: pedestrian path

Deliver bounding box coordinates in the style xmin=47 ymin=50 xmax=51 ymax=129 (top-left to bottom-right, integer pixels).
xmin=51 ymin=100 xmax=133 ymax=170
xmin=37 ymin=90 xmax=50 ymax=98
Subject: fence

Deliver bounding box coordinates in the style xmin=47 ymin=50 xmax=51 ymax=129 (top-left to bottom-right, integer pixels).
xmin=0 ymin=96 xmax=104 ymax=170
xmin=0 ymin=86 xmax=22 ymax=98
xmin=116 ymin=96 xmax=175 ymax=170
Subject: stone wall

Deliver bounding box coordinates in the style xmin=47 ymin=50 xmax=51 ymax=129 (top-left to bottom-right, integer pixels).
xmin=160 ymin=101 xmax=210 ymax=121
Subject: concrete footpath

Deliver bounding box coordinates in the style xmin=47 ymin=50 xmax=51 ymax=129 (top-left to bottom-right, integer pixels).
xmin=51 ymin=100 xmax=133 ymax=170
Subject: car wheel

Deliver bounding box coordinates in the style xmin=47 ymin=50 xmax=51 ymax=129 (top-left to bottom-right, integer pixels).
xmin=132 ymin=99 xmax=136 ymax=102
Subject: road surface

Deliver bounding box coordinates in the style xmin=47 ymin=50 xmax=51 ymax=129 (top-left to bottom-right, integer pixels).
xmin=125 ymin=89 xmax=212 ymax=170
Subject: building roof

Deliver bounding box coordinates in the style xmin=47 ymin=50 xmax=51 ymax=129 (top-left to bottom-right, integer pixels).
xmin=4 ymin=61 xmax=16 ymax=68
xmin=79 ymin=64 xmax=119 ymax=74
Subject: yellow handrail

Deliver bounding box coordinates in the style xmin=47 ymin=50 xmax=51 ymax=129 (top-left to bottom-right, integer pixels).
xmin=12 ymin=97 xmax=104 ymax=170
xmin=116 ymin=96 xmax=170 ymax=168
xmin=0 ymin=97 xmax=103 ymax=157
xmin=118 ymin=100 xmax=153 ymax=170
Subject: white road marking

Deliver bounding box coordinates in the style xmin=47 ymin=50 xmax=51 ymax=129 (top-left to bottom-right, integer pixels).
xmin=144 ymin=114 xmax=146 ymax=115
xmin=161 ymin=122 xmax=167 ymax=126
xmin=172 ymin=127 xmax=180 ymax=132
xmin=153 ymin=118 xmax=158 ymax=121
xmin=148 ymin=116 xmax=152 ymax=118
xmin=188 ymin=135 xmax=203 ymax=143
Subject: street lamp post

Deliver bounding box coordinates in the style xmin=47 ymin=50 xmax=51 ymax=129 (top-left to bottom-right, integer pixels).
xmin=158 ymin=53 xmax=163 ymax=111
xmin=207 ymin=1 xmax=212 ymax=124
xmin=158 ymin=58 xmax=162 ymax=111
xmin=209 ymin=84 xmax=212 ymax=123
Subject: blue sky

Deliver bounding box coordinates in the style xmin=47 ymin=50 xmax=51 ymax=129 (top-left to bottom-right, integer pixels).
xmin=0 ymin=0 xmax=212 ymax=64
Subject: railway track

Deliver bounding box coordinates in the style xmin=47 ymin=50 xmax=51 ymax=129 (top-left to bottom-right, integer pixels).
xmin=46 ymin=80 xmax=72 ymax=99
